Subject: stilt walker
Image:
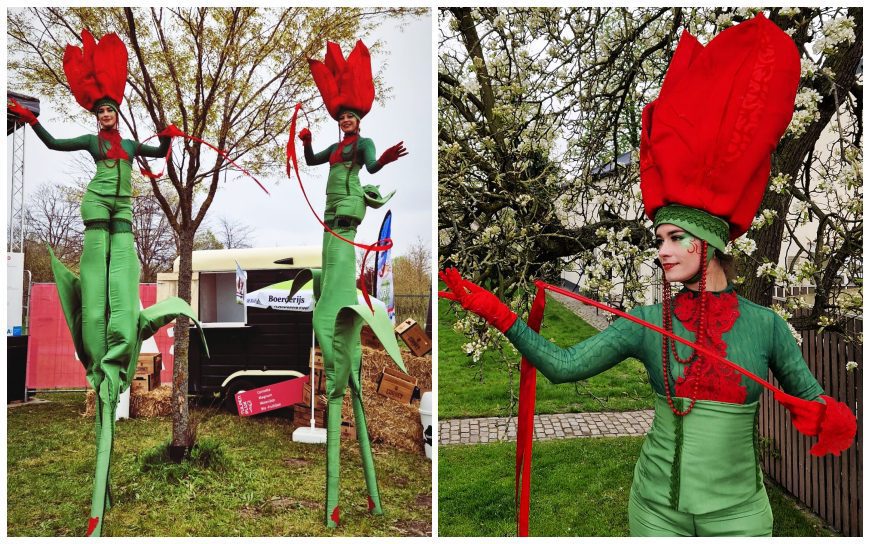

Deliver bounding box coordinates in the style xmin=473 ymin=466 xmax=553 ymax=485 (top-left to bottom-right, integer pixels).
xmin=8 ymin=29 xmax=208 ymax=537
xmin=285 ymin=40 xmax=409 ymax=528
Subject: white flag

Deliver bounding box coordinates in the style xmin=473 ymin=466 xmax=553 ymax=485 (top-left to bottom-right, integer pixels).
xmin=235 ymin=260 xmax=247 ymax=304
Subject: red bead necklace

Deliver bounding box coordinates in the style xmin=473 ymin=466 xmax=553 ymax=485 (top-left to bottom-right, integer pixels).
xmin=661 ymin=240 xmax=708 ymax=416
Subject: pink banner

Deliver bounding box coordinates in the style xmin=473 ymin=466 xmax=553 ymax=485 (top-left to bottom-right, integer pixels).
xmin=26 ymin=283 xmax=176 ymax=389
xmin=235 ymin=375 xmax=309 ymax=416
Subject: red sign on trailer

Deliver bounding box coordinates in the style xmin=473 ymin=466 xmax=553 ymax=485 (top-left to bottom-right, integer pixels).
xmin=235 ymin=375 xmax=309 ymax=416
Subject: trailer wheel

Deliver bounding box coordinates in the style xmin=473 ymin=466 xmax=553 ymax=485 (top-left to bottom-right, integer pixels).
xmin=223 ymin=378 xmax=256 ymax=414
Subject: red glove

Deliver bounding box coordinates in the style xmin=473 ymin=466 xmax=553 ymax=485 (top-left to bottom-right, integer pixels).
xmin=157 ymin=124 xmax=185 ymax=138
xmin=774 ymin=391 xmax=857 ymax=456
xmin=377 ymin=141 xmax=408 ymax=166
xmin=298 ymin=127 xmax=312 ymax=145
xmin=438 ymin=268 xmax=517 ymax=333
xmin=8 ymin=98 xmax=37 ymax=126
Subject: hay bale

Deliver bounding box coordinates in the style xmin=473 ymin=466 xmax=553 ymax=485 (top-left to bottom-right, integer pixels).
xmin=131 ymin=385 xmax=172 ymax=417
xmin=82 ymin=384 xmax=173 ymax=418
xmin=330 ymin=346 xmax=432 ymax=454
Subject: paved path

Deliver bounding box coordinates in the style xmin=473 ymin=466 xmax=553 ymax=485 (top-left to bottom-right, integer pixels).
xmin=548 ymin=290 xmax=611 ymax=331
xmin=439 ymin=409 xmax=654 ymax=445
xmin=440 ymin=289 xmax=655 ymax=446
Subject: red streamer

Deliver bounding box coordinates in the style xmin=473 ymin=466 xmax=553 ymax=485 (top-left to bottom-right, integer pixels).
xmin=137 ymin=127 xmax=270 ymax=195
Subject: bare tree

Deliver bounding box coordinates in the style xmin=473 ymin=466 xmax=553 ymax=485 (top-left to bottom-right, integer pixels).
xmin=215 ymin=216 xmax=254 ymax=249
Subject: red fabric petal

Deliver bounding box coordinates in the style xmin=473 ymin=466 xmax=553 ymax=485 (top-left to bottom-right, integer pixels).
xmin=367 ymin=496 xmax=375 ymax=511
xmin=63 ymin=29 xmax=127 ymax=111
xmin=330 ymin=506 xmax=340 ymax=525
xmin=63 ymin=44 xmax=98 ymax=111
xmin=92 ymin=33 xmax=128 ymax=107
xmin=310 ymin=40 xmax=374 ymax=120
xmin=309 ymin=59 xmax=340 ymax=119
xmin=658 ymin=31 xmax=704 ymax=100
xmin=809 ymin=396 xmax=857 ymax=456
xmin=324 ymin=41 xmax=346 ymax=76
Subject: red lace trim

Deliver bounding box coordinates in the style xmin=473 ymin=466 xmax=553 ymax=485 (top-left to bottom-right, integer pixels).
xmin=98 ymin=129 xmax=129 ymax=160
xmin=672 ymin=290 xmax=746 ymax=403
xmin=329 ymin=134 xmax=358 ymax=165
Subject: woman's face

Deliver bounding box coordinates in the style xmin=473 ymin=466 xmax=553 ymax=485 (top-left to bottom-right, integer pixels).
xmin=655 ymin=224 xmax=703 ymax=283
xmin=97 ymin=105 xmax=117 ymax=130
xmin=338 ymin=111 xmax=359 ymax=134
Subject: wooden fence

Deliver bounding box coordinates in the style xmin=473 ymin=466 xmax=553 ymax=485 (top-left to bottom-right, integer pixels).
xmin=758 ymin=313 xmax=862 ymax=536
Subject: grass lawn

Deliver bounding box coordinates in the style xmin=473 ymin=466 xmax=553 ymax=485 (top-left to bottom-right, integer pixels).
xmin=438 ymin=438 xmax=836 ymax=537
xmin=439 ymin=293 xmax=654 ymax=419
xmin=7 ymin=393 xmax=431 ymax=537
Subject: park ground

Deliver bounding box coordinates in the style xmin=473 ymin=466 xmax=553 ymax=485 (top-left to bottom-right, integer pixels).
xmin=7 ymin=393 xmax=431 ymax=537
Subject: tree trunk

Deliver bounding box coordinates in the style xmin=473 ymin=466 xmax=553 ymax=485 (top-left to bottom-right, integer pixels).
xmin=170 ymin=227 xmax=195 ymax=461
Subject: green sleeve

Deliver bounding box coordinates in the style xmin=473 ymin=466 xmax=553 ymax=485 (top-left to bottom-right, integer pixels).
xmin=504 ymin=312 xmax=640 ymax=384
xmin=358 ymin=138 xmax=382 ymax=174
xmin=304 ymin=142 xmax=334 ymax=166
xmin=769 ymin=314 xmax=825 ymax=401
xmin=134 ymin=135 xmax=171 ymax=158
xmin=32 ymin=123 xmax=92 ymax=152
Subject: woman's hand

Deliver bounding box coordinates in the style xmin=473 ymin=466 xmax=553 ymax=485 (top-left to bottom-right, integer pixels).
xmin=157 ymin=124 xmax=185 ymax=138
xmin=8 ymin=98 xmax=37 ymax=126
xmin=439 ymin=268 xmax=517 ymax=333
xmin=377 ymin=141 xmax=408 ymax=165
xmin=298 ymin=127 xmax=312 ymax=145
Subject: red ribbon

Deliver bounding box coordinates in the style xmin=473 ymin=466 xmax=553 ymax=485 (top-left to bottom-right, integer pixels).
xmin=515 ymin=284 xmax=546 ymax=537
xmin=138 ymin=126 xmax=270 ymax=195
xmin=287 ymin=102 xmax=392 ymax=312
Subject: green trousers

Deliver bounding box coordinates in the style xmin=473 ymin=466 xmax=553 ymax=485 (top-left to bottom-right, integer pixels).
xmin=313 ymin=213 xmax=382 ymax=528
xmin=79 ymin=191 xmax=138 ymax=536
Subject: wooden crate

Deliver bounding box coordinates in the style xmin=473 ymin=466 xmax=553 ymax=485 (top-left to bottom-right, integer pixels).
xmin=137 ymin=353 xmax=162 ymax=375
xmin=341 ymin=420 xmax=356 ymax=440
xmin=131 ymin=374 xmax=158 ymax=395
xmin=376 ymin=366 xmax=420 ymax=404
xmin=360 ymin=325 xmax=384 ymax=350
xmin=293 ymin=403 xmax=326 ymax=428
xmin=394 ymin=318 xmax=432 ymax=356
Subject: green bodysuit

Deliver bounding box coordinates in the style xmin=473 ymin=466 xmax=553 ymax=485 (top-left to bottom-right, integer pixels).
xmin=35 ymin=122 xmax=207 ymax=537
xmin=504 ymin=286 xmax=823 ymax=536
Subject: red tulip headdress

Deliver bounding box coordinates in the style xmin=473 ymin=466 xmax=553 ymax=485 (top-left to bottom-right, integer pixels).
xmin=63 ymin=29 xmax=128 ymax=113
xmin=308 ymin=40 xmax=375 ymax=121
xmin=640 ymin=13 xmax=801 ymax=242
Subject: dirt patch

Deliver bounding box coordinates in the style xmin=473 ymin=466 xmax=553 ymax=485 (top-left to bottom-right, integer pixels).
xmin=282 ymin=457 xmax=312 ymax=468
xmin=392 ymin=519 xmax=431 ymax=536
xmin=238 ymin=505 xmax=259 ymax=519
xmin=262 ymin=497 xmax=320 ymax=513
xmin=389 ymin=475 xmax=410 ymax=487
xmin=414 ymin=493 xmax=432 ymax=508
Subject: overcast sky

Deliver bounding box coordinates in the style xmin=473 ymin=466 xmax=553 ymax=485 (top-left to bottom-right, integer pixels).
xmin=7 ymin=11 xmax=433 ymax=260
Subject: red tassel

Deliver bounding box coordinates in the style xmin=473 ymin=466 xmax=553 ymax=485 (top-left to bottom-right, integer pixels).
xmin=809 ymin=396 xmax=857 ymax=456
xmin=330 ymin=506 xmax=341 ymax=525
xmin=367 ymin=496 xmax=375 ymax=511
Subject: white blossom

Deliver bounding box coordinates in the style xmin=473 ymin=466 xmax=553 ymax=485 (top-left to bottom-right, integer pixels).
xmin=778 ymin=7 xmax=801 ymax=18
xmin=813 ymin=16 xmax=857 ymax=55
xmin=800 ymin=58 xmax=817 ymax=78
xmin=845 ymin=361 xmax=858 ymax=372
xmin=726 ymin=235 xmax=756 ymax=256
xmin=769 ymin=173 xmax=791 ymax=194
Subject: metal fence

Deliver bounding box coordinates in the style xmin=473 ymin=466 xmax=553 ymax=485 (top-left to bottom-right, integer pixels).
xmin=759 ymin=312 xmax=862 ymax=536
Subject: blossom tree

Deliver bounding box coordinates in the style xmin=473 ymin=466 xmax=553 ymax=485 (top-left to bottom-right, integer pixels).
xmin=439 ymin=7 xmax=862 ymax=365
